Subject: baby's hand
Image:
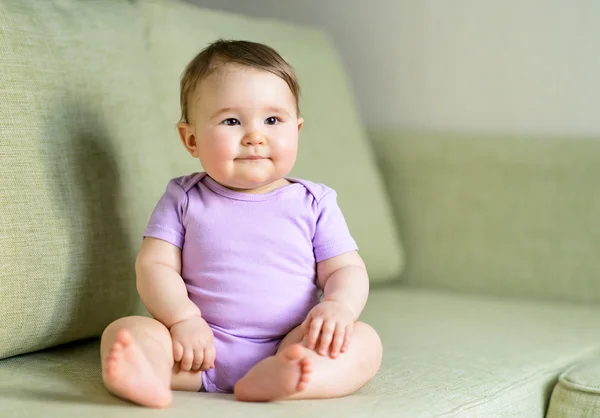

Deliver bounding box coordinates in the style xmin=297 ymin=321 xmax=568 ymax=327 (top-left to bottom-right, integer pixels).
xmin=300 ymin=300 xmax=355 ymax=358
xmin=169 ymin=315 xmax=215 ymax=372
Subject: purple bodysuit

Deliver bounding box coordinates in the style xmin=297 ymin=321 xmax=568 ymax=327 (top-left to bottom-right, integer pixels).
xmin=143 ymin=172 xmax=357 ymax=392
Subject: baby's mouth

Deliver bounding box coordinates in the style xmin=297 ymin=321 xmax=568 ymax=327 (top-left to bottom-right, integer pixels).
xmin=236 ymin=156 xmax=267 ymax=160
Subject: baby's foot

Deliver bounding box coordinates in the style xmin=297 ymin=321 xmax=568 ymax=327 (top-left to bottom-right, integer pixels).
xmin=103 ymin=328 xmax=172 ymax=408
xmin=234 ymin=344 xmax=312 ymax=402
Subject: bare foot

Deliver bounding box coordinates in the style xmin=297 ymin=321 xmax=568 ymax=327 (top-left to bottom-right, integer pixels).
xmin=234 ymin=344 xmax=312 ymax=402
xmin=102 ymin=328 xmax=172 ymax=408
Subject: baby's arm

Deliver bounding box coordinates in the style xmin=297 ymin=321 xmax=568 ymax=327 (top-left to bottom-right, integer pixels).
xmin=301 ymin=251 xmax=369 ymax=358
xmin=135 ymin=237 xmax=200 ymax=326
xmin=318 ymin=251 xmax=369 ymax=319
xmin=135 ymin=237 xmax=215 ymax=371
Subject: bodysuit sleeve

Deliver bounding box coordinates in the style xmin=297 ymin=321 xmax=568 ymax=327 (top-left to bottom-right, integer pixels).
xmin=312 ymin=189 xmax=358 ymax=263
xmin=142 ymin=179 xmax=187 ymax=249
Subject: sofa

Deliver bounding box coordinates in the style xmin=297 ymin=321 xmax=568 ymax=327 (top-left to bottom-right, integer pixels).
xmin=1 ymin=0 xmax=600 ymax=416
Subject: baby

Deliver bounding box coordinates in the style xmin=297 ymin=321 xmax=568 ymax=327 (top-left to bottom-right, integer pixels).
xmin=100 ymin=39 xmax=382 ymax=407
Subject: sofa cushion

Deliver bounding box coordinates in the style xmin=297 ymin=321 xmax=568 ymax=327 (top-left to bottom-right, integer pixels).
xmin=0 ymin=0 xmax=159 ymax=360
xmin=547 ymin=358 xmax=600 ymax=418
xmin=1 ymin=287 xmax=599 ymax=417
xmin=372 ymin=130 xmax=600 ymax=304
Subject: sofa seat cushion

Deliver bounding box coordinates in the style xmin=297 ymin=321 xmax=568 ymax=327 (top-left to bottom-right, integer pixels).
xmin=1 ymin=287 xmax=599 ymax=417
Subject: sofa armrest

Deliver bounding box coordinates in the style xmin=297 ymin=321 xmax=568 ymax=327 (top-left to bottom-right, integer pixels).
xmin=547 ymin=357 xmax=600 ymax=418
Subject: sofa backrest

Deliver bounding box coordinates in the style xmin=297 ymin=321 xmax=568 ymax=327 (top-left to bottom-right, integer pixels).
xmin=373 ymin=130 xmax=600 ymax=305
xmin=0 ymin=0 xmax=403 ymax=359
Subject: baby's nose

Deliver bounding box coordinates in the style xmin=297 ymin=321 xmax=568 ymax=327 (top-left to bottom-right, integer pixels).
xmin=242 ymin=131 xmax=265 ymax=145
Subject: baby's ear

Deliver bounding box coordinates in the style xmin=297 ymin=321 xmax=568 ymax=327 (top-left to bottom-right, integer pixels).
xmin=177 ymin=122 xmax=199 ymax=157
xmin=297 ymin=117 xmax=304 ymax=133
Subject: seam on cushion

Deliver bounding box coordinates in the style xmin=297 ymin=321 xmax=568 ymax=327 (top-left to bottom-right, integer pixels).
xmin=559 ymin=376 xmax=600 ymax=394
xmin=432 ymin=348 xmax=600 ymax=417
xmin=432 ymin=367 xmax=564 ymax=417
xmin=558 ymin=362 xmax=600 ymax=394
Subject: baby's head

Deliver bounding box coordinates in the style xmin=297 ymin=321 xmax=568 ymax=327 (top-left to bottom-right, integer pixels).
xmin=177 ymin=39 xmax=304 ymax=193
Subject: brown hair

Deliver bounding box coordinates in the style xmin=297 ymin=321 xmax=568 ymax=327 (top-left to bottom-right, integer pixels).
xmin=179 ymin=39 xmax=301 ymax=123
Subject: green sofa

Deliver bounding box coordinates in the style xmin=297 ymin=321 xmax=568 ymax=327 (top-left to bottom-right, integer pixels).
xmin=1 ymin=0 xmax=599 ymax=416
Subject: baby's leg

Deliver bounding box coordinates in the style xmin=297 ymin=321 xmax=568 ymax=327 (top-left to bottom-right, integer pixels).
xmin=234 ymin=321 xmax=382 ymax=401
xmin=100 ymin=316 xmax=203 ymax=408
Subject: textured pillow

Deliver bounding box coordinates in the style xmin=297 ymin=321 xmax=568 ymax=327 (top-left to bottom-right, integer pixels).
xmin=0 ymin=0 xmax=160 ymax=359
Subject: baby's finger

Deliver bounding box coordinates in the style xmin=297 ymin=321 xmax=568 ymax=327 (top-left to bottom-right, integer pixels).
xmin=318 ymin=319 xmax=335 ymax=356
xmin=180 ymin=347 xmax=194 ymax=372
xmin=330 ymin=323 xmax=346 ymax=358
xmin=192 ymin=346 xmax=204 ymax=371
xmin=307 ymin=317 xmax=324 ymax=350
xmin=200 ymin=347 xmax=213 ymax=371
xmin=205 ymin=344 xmax=216 ymax=369
xmin=172 ymin=341 xmax=183 ymax=362
xmin=341 ymin=323 xmax=353 ymax=352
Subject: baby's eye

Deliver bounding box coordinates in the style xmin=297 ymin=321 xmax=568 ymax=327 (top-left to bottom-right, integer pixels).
xmin=265 ymin=116 xmax=279 ymax=125
xmin=222 ymin=118 xmax=240 ymax=126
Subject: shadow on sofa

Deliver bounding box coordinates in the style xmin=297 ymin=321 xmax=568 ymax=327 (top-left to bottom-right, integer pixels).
xmin=43 ymin=98 xmax=140 ymax=350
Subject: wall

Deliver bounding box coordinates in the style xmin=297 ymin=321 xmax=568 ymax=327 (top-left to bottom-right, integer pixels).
xmin=185 ymin=0 xmax=600 ymax=136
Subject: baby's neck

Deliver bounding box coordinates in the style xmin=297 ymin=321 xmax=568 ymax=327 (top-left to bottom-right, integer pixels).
xmin=226 ymin=178 xmax=291 ymax=195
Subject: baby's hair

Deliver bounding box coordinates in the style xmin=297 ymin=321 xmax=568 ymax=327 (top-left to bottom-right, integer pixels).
xmin=179 ymin=39 xmax=301 ymax=123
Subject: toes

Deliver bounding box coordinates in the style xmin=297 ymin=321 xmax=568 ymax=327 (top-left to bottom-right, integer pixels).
xmin=111 ymin=341 xmax=124 ymax=353
xmin=299 ymin=367 xmax=311 ymax=381
xmin=303 ymin=363 xmax=313 ymax=374
xmin=300 ymin=357 xmax=312 ymax=370
xmin=104 ymin=355 xmax=121 ymax=379
xmin=105 ymin=359 xmax=116 ymax=375
xmin=283 ymin=344 xmax=304 ymax=361
xmin=296 ymin=357 xmax=312 ymax=391
xmin=116 ymin=328 xmax=133 ymax=346
xmin=107 ymin=352 xmax=119 ymax=364
xmin=107 ymin=338 xmax=126 ymax=360
xmin=297 ymin=365 xmax=311 ymax=391
xmin=107 ymin=349 xmax=122 ymax=366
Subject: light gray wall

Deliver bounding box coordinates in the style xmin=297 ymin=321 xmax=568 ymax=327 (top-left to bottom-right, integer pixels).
xmin=185 ymin=0 xmax=600 ymax=136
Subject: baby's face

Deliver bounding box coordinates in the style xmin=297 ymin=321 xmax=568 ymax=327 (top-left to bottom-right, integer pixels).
xmin=182 ymin=64 xmax=303 ymax=192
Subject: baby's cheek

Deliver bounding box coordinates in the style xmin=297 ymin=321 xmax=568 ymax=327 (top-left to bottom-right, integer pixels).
xmin=273 ymin=134 xmax=298 ymax=161
xmin=207 ymin=135 xmax=237 ymax=159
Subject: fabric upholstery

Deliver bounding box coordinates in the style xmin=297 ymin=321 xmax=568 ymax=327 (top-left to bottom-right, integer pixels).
xmin=0 ymin=0 xmax=403 ymax=359
xmin=0 ymin=0 xmax=156 ymax=360
xmin=372 ymin=130 xmax=600 ymax=305
xmin=2 ymin=288 xmax=600 ymax=417
xmin=547 ymin=359 xmax=600 ymax=418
